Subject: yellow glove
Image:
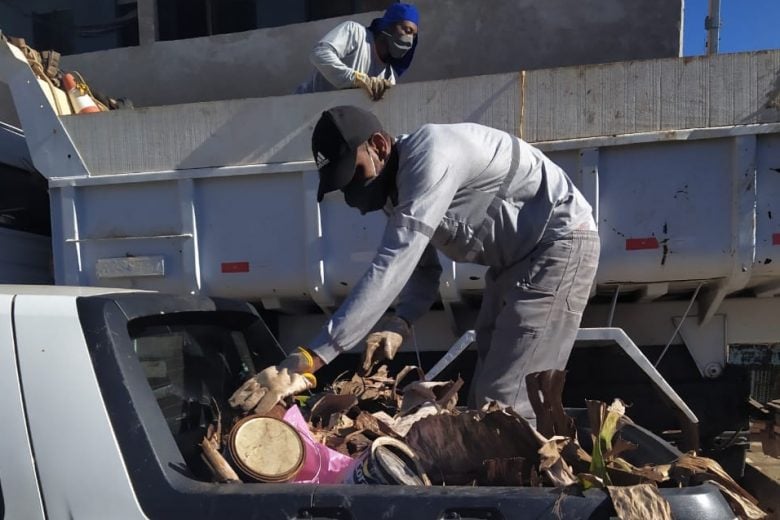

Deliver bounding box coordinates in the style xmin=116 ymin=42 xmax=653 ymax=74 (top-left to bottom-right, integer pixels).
xmin=353 ymin=71 xmax=393 ymax=101
xmin=360 ymin=315 xmax=410 ymax=374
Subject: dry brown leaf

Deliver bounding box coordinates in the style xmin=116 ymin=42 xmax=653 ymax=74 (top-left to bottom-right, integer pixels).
xmin=671 ymin=454 xmax=759 ymax=506
xmin=342 ymin=429 xmax=372 ymax=455
xmin=326 ymin=412 xmax=354 ymax=431
xmin=398 ymin=377 xmax=463 ymax=416
xmin=330 ymin=366 xmax=397 ymax=410
xmin=394 ymin=365 xmax=426 ymax=392
xmin=578 ymin=473 xmax=604 ymax=489
xmin=605 ymin=437 xmax=637 ymax=461
xmin=483 ymin=401 xmax=503 ymax=413
xmin=406 ymin=409 xmax=545 ymax=485
xmin=482 ymin=457 xmax=525 ymax=486
xmin=309 ymin=394 xmax=358 ymax=425
xmin=372 ymin=411 xmax=394 ymax=422
xmin=606 ymin=465 xmax=667 ymax=487
xmin=368 ymin=364 xmax=393 ymax=382
xmin=560 ymin=438 xmax=592 ymax=475
xmin=586 ymin=400 xmax=607 ymax=443
xmin=332 ymin=375 xmax=365 ymax=397
xmin=706 ymin=480 xmax=767 ymax=519
xmin=354 ymin=411 xmax=400 ymax=439
xmin=538 ymin=437 xmax=578 ymax=488
xmin=391 ymin=403 xmax=442 ymax=437
xmin=526 ymin=370 xmax=577 ymax=440
xmin=607 ymin=484 xmax=673 ymax=520
xmin=200 ymin=412 xmax=241 ymax=483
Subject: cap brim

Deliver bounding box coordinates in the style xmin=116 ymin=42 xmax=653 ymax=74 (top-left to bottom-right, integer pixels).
xmin=317 ymin=150 xmax=357 ymax=202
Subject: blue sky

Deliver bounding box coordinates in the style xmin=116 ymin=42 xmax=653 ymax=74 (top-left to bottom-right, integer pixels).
xmin=684 ymin=0 xmax=780 ymax=55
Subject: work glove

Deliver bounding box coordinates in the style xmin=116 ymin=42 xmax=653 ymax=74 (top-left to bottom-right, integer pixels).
xmin=353 ymin=71 xmax=393 ymax=101
xmin=361 ymin=315 xmax=411 ymax=374
xmin=229 ymin=347 xmax=317 ymax=415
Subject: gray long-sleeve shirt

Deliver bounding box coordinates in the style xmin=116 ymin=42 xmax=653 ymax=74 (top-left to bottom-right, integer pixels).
xmin=310 ymin=123 xmax=595 ymax=363
xmin=296 ymin=21 xmax=396 ymax=94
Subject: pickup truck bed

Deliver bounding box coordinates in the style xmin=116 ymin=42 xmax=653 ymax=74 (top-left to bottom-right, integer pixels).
xmin=0 ymin=287 xmax=736 ymax=519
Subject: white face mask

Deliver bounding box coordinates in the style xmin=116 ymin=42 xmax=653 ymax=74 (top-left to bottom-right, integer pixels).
xmin=381 ymin=31 xmax=414 ymax=59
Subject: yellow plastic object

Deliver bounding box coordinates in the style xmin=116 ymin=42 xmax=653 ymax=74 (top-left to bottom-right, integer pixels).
xmin=296 ymin=347 xmax=315 ymax=372
xmin=302 ymin=372 xmax=317 ymax=388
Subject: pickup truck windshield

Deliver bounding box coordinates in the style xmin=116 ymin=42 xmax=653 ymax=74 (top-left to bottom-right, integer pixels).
xmin=128 ymin=314 xmax=258 ymax=479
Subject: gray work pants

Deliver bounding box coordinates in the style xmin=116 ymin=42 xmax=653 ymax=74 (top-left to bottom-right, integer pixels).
xmin=469 ymin=230 xmax=600 ymax=422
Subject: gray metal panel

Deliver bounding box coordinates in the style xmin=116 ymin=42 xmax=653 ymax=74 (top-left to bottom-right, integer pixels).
xmin=0 ymin=293 xmax=45 ymax=520
xmin=522 ymin=50 xmax=780 ymax=142
xmin=61 ymin=73 xmax=521 ymax=175
xmin=0 ymin=120 xmax=32 ymax=170
xmin=0 ymin=80 xmax=21 ymax=127
xmin=582 ymin=297 xmax=780 ymax=347
xmin=0 ymin=228 xmax=52 ymax=285
xmin=14 ymin=294 xmax=147 ymax=519
xmin=754 ymin=133 xmax=780 ymax=296
xmin=0 ymin=37 xmax=89 ymax=178
xmin=47 ymin=125 xmax=780 ymax=311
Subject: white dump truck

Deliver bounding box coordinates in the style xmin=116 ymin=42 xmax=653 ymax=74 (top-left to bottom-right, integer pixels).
xmin=1 ymin=33 xmax=780 ymax=474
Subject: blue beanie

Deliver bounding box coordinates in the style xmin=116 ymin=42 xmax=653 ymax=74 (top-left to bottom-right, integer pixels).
xmin=379 ymin=3 xmax=419 ymax=29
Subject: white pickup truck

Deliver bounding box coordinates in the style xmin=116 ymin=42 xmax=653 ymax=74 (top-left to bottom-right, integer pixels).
xmin=0 ymin=285 xmax=739 ymax=519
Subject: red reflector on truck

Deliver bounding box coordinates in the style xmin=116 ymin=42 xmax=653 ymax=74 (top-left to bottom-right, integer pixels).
xmin=626 ymin=238 xmax=659 ymax=250
xmin=221 ymin=262 xmax=249 ymax=273
xmin=774 ymin=233 xmax=780 ymax=245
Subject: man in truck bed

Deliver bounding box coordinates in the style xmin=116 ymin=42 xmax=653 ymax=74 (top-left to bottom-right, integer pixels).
xmin=231 ymin=106 xmax=599 ymax=424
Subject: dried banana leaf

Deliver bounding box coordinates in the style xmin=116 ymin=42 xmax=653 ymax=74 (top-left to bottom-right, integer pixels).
xmin=607 ymin=484 xmax=672 ymax=520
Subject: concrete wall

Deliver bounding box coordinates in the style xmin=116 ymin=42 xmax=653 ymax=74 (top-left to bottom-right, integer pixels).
xmin=59 ymin=0 xmax=683 ymax=107
xmin=0 ymin=0 xmax=125 ymax=55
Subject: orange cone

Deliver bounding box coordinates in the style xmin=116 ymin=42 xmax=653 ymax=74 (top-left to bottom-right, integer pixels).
xmin=62 ymin=73 xmax=100 ymax=114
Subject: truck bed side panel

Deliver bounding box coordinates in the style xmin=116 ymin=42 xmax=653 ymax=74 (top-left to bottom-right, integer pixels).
xmin=13 ymin=294 xmax=146 ymax=519
xmin=0 ymin=294 xmax=45 ymax=519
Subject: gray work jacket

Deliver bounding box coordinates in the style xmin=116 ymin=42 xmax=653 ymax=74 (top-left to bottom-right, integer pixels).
xmin=296 ymin=21 xmax=396 ymax=94
xmin=310 ymin=123 xmax=595 ymax=362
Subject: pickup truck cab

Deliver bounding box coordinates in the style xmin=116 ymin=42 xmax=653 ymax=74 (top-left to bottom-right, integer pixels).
xmin=0 ymin=286 xmax=737 ymax=519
